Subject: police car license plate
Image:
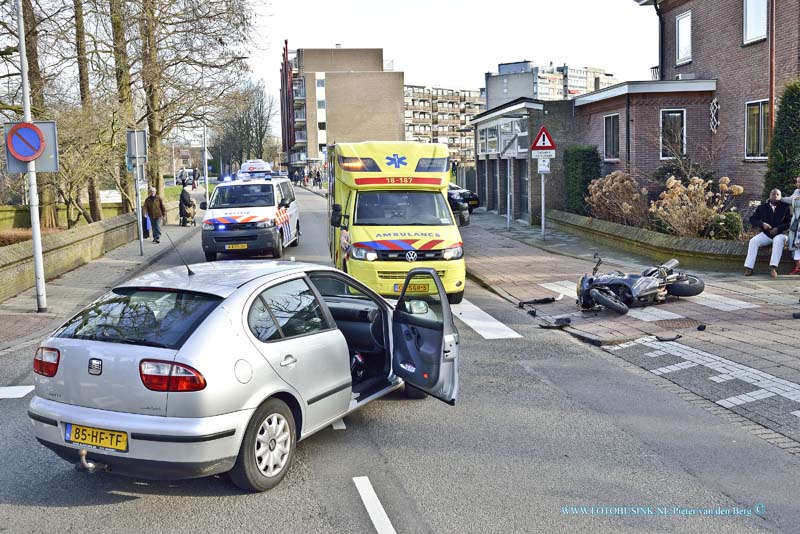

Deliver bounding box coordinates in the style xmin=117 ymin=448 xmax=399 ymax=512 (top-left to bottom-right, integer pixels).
xmin=65 ymin=423 xmax=128 ymax=452
xmin=225 ymin=244 xmax=248 ymax=250
xmin=394 ymin=283 xmax=429 ymax=293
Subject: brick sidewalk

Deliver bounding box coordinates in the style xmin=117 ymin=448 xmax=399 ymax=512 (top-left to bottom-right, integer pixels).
xmin=462 ymin=211 xmax=800 ymax=446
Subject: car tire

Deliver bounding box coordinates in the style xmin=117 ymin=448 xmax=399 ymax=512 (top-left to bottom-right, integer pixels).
xmin=229 ymin=398 xmax=296 ymax=492
xmin=666 ymin=275 xmax=705 ymax=297
xmin=273 ymin=235 xmax=284 ymax=259
xmin=447 ymin=291 xmax=464 ymax=304
xmin=204 ymin=252 xmax=216 ymax=262
xmin=405 ymin=384 xmax=428 ymax=399
xmin=289 ymin=223 xmax=300 ymax=247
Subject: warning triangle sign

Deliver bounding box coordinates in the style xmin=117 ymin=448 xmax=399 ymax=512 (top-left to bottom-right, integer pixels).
xmin=531 ymin=126 xmax=556 ymax=151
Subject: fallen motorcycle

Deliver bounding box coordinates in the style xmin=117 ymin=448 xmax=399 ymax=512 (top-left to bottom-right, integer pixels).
xmin=577 ymin=254 xmax=705 ymax=315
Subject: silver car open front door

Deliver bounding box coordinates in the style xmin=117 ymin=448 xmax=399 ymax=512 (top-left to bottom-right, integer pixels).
xmin=391 ymin=268 xmax=459 ymax=405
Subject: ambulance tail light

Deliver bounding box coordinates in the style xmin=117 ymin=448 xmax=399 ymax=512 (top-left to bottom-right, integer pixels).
xmin=338 ymin=156 xmax=380 ymax=172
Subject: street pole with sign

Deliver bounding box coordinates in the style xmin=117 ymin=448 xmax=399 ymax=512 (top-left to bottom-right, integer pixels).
xmin=15 ymin=0 xmax=46 ymax=312
xmin=126 ymin=129 xmax=147 ymax=256
xmin=530 ymin=126 xmax=556 ymax=239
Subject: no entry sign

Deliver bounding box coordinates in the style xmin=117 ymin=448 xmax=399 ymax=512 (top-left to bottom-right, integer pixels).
xmin=6 ymin=122 xmax=45 ymax=162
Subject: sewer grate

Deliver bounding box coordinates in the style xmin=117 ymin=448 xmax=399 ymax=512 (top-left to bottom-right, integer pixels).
xmin=652 ymin=318 xmax=701 ymax=330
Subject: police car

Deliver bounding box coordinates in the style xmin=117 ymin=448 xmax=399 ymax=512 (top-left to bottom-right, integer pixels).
xmin=200 ymin=161 xmax=300 ymax=261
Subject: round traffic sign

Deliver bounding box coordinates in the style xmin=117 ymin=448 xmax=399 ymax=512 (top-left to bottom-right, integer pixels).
xmin=7 ymin=122 xmax=45 ymax=162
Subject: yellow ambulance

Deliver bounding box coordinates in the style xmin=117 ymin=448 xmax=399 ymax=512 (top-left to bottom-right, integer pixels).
xmin=327 ymin=141 xmax=466 ymax=303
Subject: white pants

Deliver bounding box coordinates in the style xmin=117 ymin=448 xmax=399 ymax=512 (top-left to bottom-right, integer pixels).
xmin=745 ymin=233 xmax=787 ymax=268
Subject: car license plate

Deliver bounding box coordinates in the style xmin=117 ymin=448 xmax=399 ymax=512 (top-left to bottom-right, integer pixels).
xmin=469 ymin=200 xmax=478 ymax=205
xmin=225 ymin=243 xmax=248 ymax=250
xmin=394 ymin=283 xmax=429 ymax=293
xmin=65 ymin=423 xmax=128 ymax=452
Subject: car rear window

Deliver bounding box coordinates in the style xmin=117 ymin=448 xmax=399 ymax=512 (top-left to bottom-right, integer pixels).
xmin=55 ymin=289 xmax=223 ymax=349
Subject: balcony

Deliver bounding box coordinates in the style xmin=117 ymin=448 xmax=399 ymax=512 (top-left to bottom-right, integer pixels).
xmin=294 ymin=131 xmax=307 ymax=145
xmin=405 ymin=104 xmax=431 ymax=112
xmin=294 ymin=109 xmax=306 ymax=122
xmin=651 ymin=66 xmax=660 ymax=81
xmin=435 ymin=118 xmax=461 ymax=126
xmin=411 ymin=117 xmax=432 ymax=125
xmin=290 ymin=152 xmax=307 ymax=164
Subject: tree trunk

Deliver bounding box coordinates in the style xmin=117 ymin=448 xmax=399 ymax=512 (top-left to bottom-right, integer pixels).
xmin=139 ymin=0 xmax=163 ymax=196
xmin=73 ymin=0 xmax=102 ymax=222
xmin=23 ymin=0 xmax=58 ymax=228
xmin=110 ymin=0 xmax=135 ymax=212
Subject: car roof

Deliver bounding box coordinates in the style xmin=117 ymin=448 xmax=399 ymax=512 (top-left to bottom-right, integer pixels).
xmin=217 ymin=177 xmax=287 ymax=187
xmin=117 ymin=261 xmax=337 ymax=298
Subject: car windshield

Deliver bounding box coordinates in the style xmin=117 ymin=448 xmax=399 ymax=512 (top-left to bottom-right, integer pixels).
xmin=209 ymin=184 xmax=274 ymax=208
xmin=55 ymin=289 xmax=223 ymax=350
xmin=354 ymin=191 xmax=453 ymax=226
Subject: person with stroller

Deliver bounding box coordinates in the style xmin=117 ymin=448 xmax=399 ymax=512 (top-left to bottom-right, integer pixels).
xmin=179 ymin=180 xmax=196 ymax=227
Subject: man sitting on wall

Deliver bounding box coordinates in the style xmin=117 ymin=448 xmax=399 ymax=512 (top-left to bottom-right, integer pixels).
xmin=745 ymin=188 xmax=791 ymax=278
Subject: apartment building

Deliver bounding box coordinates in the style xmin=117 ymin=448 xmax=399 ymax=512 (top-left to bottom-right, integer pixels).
xmin=279 ymin=43 xmax=404 ymax=172
xmin=485 ymin=61 xmax=618 ymax=109
xmin=403 ymin=85 xmax=485 ymax=162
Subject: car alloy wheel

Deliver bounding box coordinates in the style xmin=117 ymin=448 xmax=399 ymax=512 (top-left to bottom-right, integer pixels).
xmin=255 ymin=412 xmax=291 ymax=477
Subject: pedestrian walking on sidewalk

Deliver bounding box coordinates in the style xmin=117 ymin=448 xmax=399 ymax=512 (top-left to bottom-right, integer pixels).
xmin=783 ymin=176 xmax=800 ymax=274
xmin=144 ymin=187 xmax=167 ymax=244
xmin=745 ymin=188 xmax=791 ymax=278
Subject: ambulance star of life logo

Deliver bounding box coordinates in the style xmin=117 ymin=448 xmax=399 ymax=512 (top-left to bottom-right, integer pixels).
xmin=385 ymin=154 xmax=407 ymax=169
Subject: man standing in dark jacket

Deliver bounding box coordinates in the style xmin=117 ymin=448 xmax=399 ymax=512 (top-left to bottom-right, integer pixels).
xmin=745 ymin=188 xmax=791 ymax=278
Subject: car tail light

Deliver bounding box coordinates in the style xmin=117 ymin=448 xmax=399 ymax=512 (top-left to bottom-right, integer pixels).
xmin=34 ymin=347 xmax=60 ymax=377
xmin=139 ymin=359 xmax=206 ymax=392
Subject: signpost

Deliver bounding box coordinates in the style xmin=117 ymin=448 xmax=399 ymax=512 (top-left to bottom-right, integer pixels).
xmin=531 ymin=126 xmax=556 ymax=239
xmin=126 ymin=130 xmax=148 ymax=256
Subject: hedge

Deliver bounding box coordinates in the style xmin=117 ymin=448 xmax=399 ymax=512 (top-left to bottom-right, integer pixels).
xmin=763 ymin=79 xmax=800 ymax=198
xmin=563 ymin=146 xmax=601 ymax=215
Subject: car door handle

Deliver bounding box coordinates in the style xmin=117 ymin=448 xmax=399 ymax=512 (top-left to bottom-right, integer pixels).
xmin=280 ymin=355 xmax=297 ymax=367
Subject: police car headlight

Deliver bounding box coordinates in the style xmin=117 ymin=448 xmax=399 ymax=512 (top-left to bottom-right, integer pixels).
xmin=202 ymin=222 xmax=214 ymax=230
xmin=255 ymin=220 xmax=275 ymax=229
xmin=351 ymin=247 xmax=378 ymax=261
xmin=443 ymin=246 xmax=463 ymax=260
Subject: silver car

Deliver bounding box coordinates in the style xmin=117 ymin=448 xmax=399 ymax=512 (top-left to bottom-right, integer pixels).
xmin=28 ymin=261 xmax=459 ymax=492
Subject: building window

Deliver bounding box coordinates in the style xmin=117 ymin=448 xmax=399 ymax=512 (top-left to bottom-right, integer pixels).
xmin=676 ymin=12 xmax=692 ymax=65
xmin=660 ymin=109 xmax=686 ymax=159
xmin=604 ymin=114 xmax=620 ymax=161
xmin=317 ymin=100 xmax=326 ymax=109
xmin=744 ymin=0 xmax=768 ymax=43
xmin=318 ymin=122 xmax=326 ymax=131
xmin=316 ymin=79 xmax=325 ymax=87
xmin=745 ymin=100 xmax=771 ymax=159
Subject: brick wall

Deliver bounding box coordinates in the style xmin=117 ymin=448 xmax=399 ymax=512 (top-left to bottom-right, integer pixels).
xmin=575 ymin=96 xmax=627 ymax=177
xmin=660 ymin=0 xmax=799 ymax=202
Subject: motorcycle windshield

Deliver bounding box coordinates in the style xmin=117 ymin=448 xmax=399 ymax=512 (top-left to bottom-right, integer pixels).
xmin=632 ymin=277 xmax=661 ymax=295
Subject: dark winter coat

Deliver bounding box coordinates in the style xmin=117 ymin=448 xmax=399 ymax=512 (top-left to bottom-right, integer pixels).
xmin=749 ymin=201 xmax=791 ymax=237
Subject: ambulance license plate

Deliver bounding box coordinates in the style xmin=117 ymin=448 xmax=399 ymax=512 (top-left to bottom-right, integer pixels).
xmin=65 ymin=423 xmax=128 ymax=452
xmin=394 ymin=283 xmax=429 ymax=293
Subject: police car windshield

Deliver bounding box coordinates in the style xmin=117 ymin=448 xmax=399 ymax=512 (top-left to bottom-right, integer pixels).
xmin=354 ymin=191 xmax=453 ymax=226
xmin=209 ymin=184 xmax=275 ymax=208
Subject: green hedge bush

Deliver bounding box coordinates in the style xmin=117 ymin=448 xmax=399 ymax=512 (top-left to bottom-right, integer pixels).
xmin=563 ymin=146 xmax=601 ymax=215
xmin=763 ymin=80 xmax=800 ymax=198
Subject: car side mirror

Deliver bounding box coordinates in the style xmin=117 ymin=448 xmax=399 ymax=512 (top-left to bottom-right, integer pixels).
xmin=331 ymin=204 xmax=342 ymax=227
xmin=407 ymin=300 xmax=429 ymax=315
xmin=279 ymin=198 xmax=291 ymax=208
xmin=199 ymin=201 xmax=207 ymax=210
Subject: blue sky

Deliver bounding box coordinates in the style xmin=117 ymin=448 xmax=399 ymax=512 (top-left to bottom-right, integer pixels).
xmin=250 ymin=0 xmax=659 ymax=96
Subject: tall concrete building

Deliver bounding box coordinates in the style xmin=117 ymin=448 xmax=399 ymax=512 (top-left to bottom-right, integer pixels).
xmin=279 ymin=43 xmax=404 ymax=172
xmin=403 ymin=85 xmax=485 ymax=162
xmin=484 ymin=61 xmax=618 ymax=109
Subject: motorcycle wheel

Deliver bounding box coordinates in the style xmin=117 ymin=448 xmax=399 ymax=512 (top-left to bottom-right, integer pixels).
xmin=589 ymin=288 xmax=629 ymax=315
xmin=666 ymin=275 xmax=705 ymax=297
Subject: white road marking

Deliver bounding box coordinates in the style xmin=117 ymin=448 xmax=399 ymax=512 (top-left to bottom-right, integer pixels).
xmin=540 ymin=281 xmax=578 ymax=296
xmin=627 ymin=336 xmax=800 ymax=405
xmin=0 ymin=385 xmax=34 ymax=399
xmin=626 ymin=307 xmax=684 ymax=322
xmin=353 ymin=477 xmax=397 ymax=534
xmin=451 ymin=299 xmax=522 ymax=340
xmin=688 ymin=292 xmax=759 ymax=311
xmin=332 ymin=419 xmax=346 ymax=430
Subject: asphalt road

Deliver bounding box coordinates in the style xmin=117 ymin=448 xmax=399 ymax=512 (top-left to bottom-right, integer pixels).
xmin=0 ymin=187 xmax=798 ymax=533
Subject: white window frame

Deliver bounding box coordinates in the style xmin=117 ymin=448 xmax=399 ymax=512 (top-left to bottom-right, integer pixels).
xmin=603 ymin=113 xmax=620 ymax=162
xmin=744 ymin=99 xmax=770 ymax=160
xmin=675 ymin=11 xmax=692 ymax=66
xmin=660 ymin=108 xmax=687 ymax=160
xmin=743 ymin=0 xmax=768 ymax=44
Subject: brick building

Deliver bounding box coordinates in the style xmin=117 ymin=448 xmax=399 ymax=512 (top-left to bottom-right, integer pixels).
xmin=471 ymin=0 xmax=799 ymax=226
